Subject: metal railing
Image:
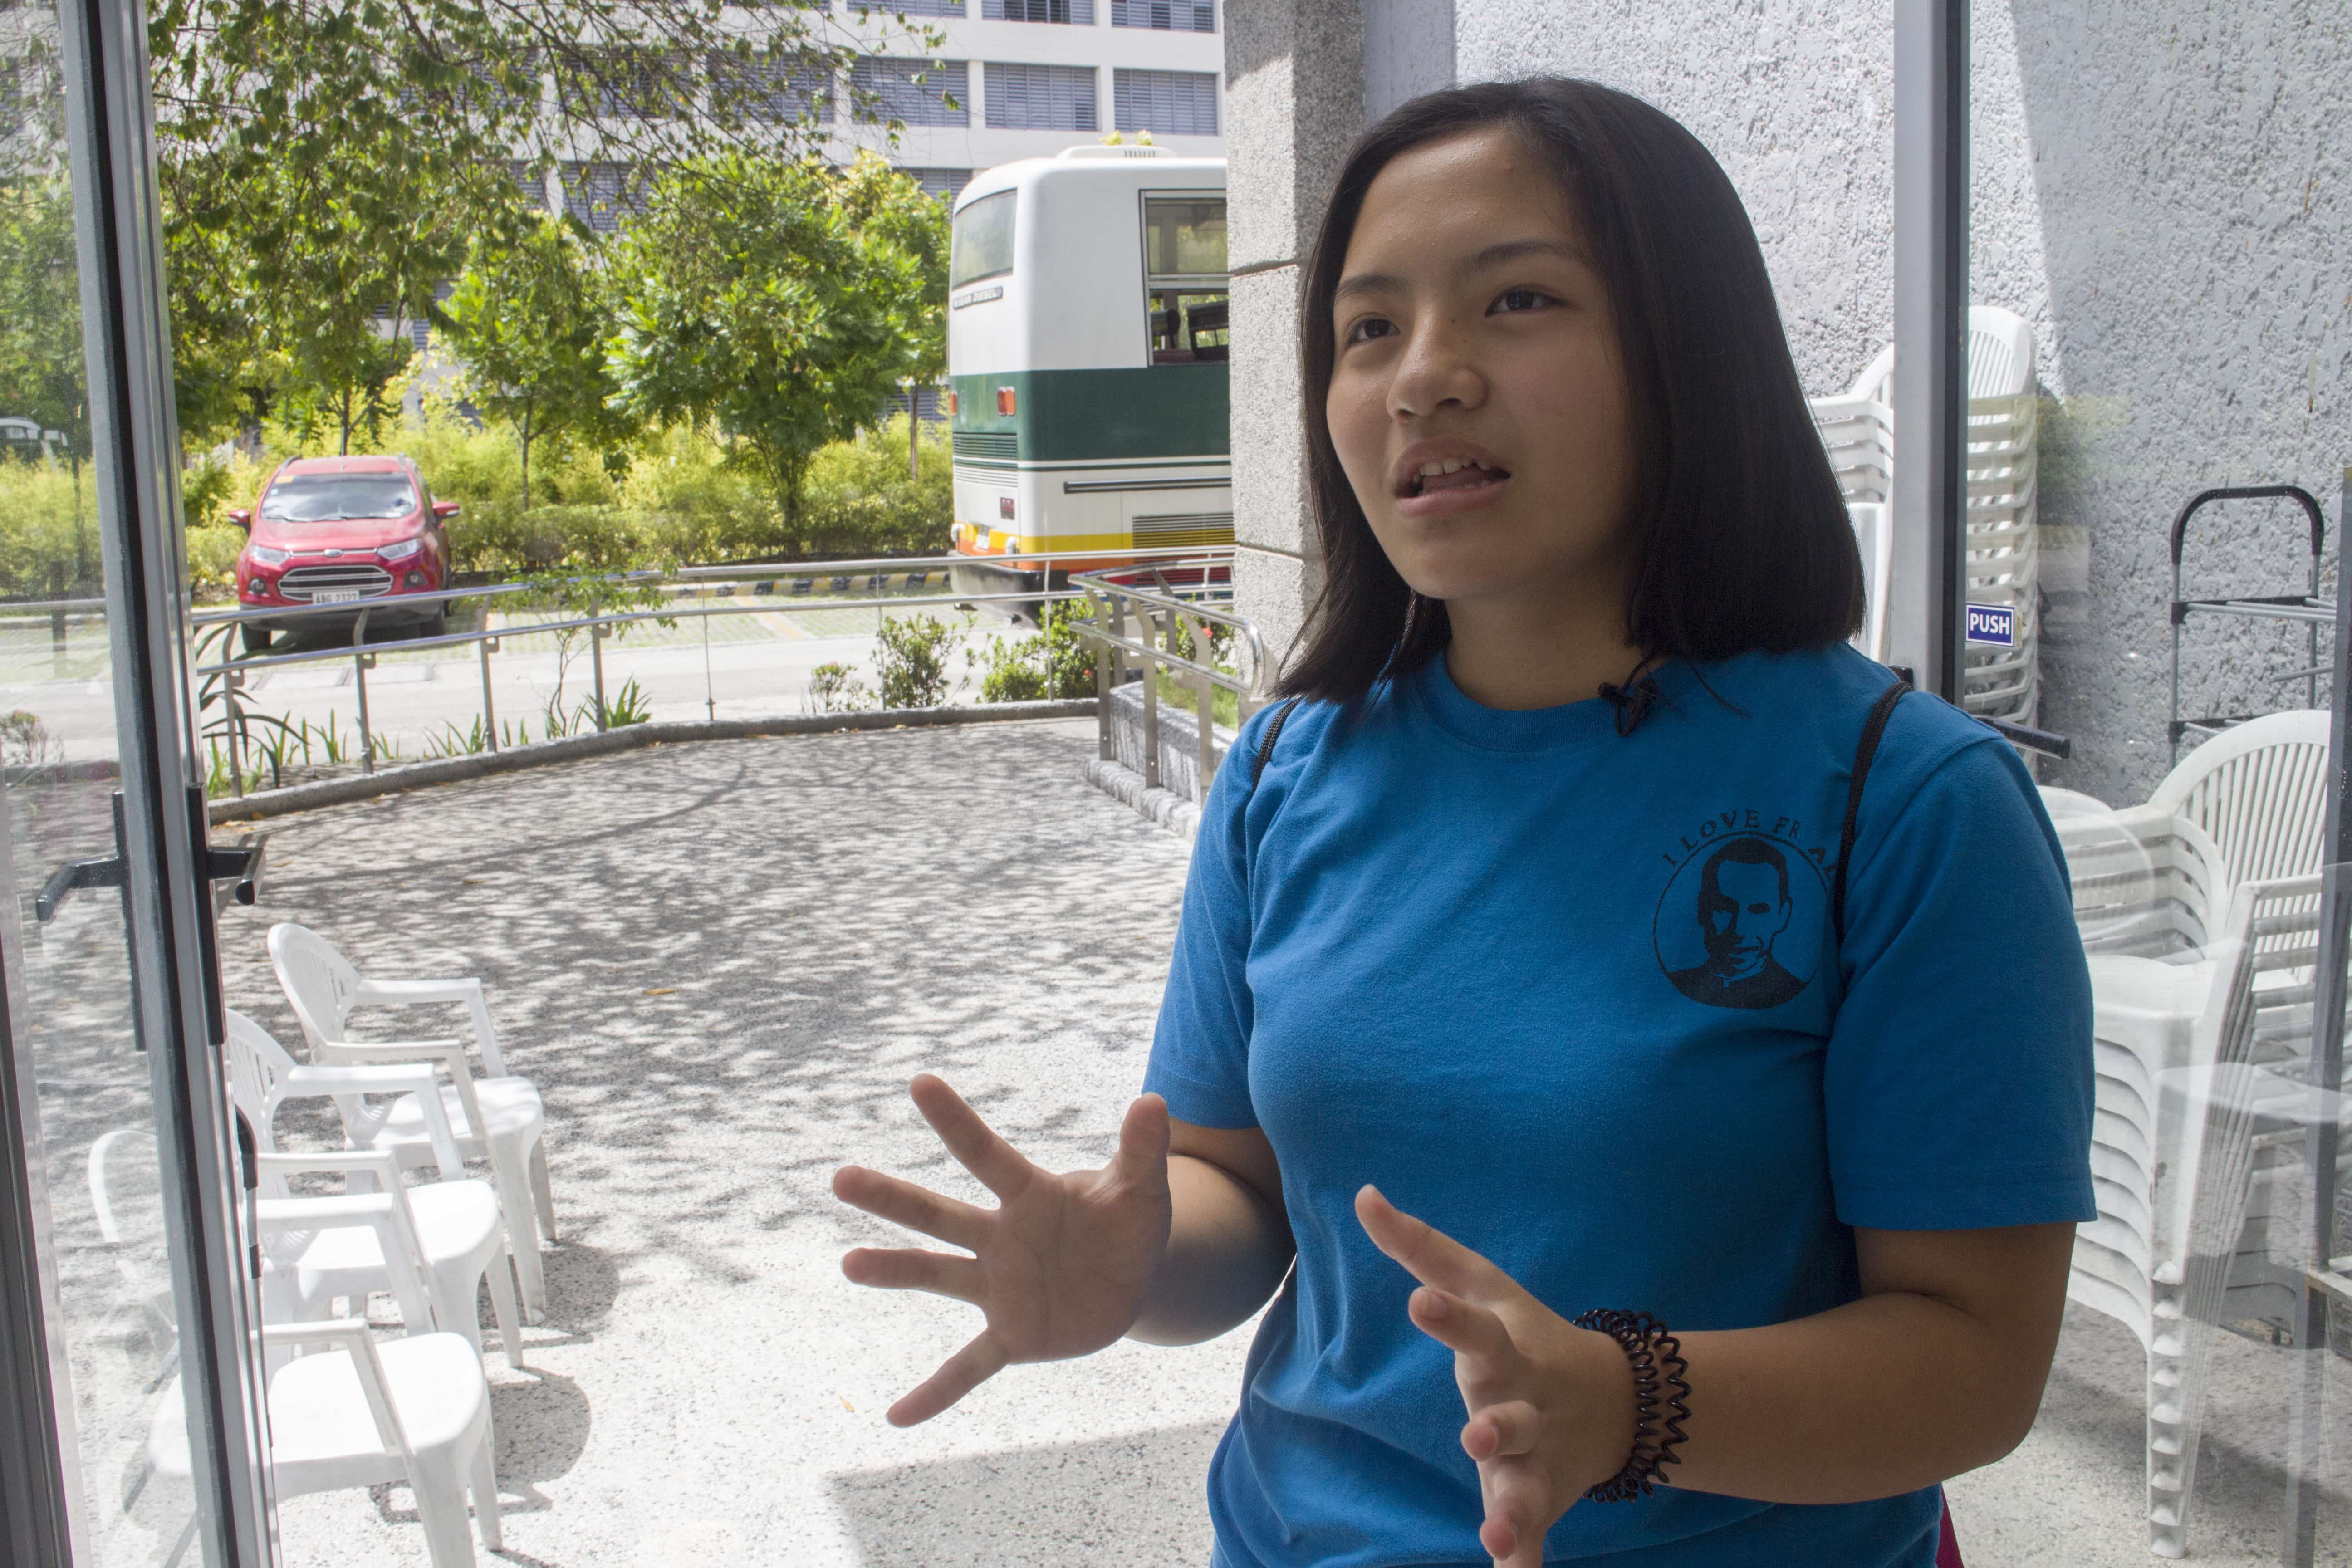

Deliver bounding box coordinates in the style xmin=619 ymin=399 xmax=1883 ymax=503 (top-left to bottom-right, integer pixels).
xmin=1072 ymin=560 xmax=1271 ymax=802
xmin=118 ymin=546 xmax=1239 ymax=782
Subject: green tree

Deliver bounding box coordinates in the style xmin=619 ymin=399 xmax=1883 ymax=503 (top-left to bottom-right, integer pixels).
xmin=0 ymin=178 xmax=86 ymax=461
xmin=441 ymin=216 xmax=620 ymax=508
xmin=0 ymin=176 xmax=96 ymax=589
xmin=146 ymin=0 xmax=895 ymax=446
xmin=603 ymin=154 xmax=944 ymax=536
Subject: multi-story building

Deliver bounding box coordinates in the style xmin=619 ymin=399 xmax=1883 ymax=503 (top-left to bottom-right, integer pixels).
xmin=543 ymin=0 xmax=1225 ymax=231
xmin=830 ymin=0 xmax=1225 ymax=201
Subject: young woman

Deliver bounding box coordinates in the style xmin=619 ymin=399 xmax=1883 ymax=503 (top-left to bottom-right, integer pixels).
xmin=834 ymin=78 xmax=2093 ymax=1568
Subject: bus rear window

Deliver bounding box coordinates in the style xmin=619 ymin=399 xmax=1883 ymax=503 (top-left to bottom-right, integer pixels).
xmin=1143 ymin=197 xmax=1226 ymax=276
xmin=1144 ymin=196 xmax=1228 ymax=365
xmin=951 ymin=191 xmax=1016 ymax=287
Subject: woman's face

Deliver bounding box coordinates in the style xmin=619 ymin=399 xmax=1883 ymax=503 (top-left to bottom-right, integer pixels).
xmin=1325 ymin=127 xmax=1638 ymax=611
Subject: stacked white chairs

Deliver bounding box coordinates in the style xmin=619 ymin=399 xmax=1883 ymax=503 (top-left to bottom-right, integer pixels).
xmin=269 ymin=922 xmax=556 ymax=1319
xmin=146 ymin=1194 xmax=503 ymax=1568
xmin=225 ymin=1010 xmax=524 ymax=1368
xmin=1808 ymin=307 xmax=2041 ymax=724
xmin=2049 ymin=712 xmax=2335 ymax=1556
xmin=2066 ymin=869 xmax=2330 ymax=1557
xmin=1959 ymin=308 xmax=2041 ymax=725
xmin=1846 ymin=501 xmax=1893 ymax=663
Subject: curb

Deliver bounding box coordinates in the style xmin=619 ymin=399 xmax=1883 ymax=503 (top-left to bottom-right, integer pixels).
xmin=1078 ymin=755 xmax=1200 ymax=841
xmin=207 ymin=699 xmax=1099 ymax=825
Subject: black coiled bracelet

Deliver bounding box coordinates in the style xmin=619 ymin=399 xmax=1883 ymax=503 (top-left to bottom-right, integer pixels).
xmin=1572 ymin=1308 xmax=1692 ymax=1502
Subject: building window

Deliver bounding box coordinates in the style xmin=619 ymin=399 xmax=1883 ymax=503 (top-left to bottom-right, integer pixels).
xmin=482 ymin=50 xmax=544 ymax=118
xmin=982 ymin=0 xmax=1096 ymax=23
xmin=587 ymin=47 xmax=676 ymax=121
xmin=505 ymin=160 xmax=547 ymax=211
xmin=708 ymin=49 xmax=834 ymax=125
xmin=1113 ymin=68 xmax=1216 ymax=136
xmin=1142 ymin=195 xmax=1228 ymax=364
xmin=1110 ymin=0 xmax=1213 ymax=31
xmin=849 ymin=0 xmax=965 ymax=13
xmin=852 ymin=56 xmax=969 ymax=126
xmin=561 ymin=161 xmax=652 ymax=233
xmin=909 ymin=168 xmax=975 ymax=201
xmin=984 ymin=62 xmax=1098 ymax=131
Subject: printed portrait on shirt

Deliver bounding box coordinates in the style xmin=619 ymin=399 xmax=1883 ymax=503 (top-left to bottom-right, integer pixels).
xmin=1653 ymin=830 xmax=1827 ymax=1010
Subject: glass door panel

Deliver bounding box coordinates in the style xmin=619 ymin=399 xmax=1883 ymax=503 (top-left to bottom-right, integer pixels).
xmin=1957 ymin=5 xmax=2352 ymax=1563
xmin=0 ymin=0 xmax=267 ymax=1562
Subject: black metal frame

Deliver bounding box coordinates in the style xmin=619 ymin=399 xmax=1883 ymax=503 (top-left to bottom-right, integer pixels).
xmin=2283 ymin=468 xmax=2352 ymax=1565
xmin=1890 ymin=0 xmax=1970 ymax=704
xmin=2165 ymin=484 xmax=2328 ymax=755
xmin=0 ymin=0 xmax=272 ymax=1562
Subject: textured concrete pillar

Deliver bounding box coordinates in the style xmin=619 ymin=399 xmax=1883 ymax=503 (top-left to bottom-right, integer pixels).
xmin=1224 ymin=0 xmax=1364 ymax=681
xmin=1363 ymin=0 xmax=1455 ymax=122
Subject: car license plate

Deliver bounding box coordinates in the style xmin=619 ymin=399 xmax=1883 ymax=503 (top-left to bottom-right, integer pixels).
xmin=314 ymin=589 xmax=360 ymax=604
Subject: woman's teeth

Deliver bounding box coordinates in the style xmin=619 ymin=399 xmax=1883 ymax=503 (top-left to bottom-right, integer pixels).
xmin=1409 ymin=458 xmax=1506 ymax=496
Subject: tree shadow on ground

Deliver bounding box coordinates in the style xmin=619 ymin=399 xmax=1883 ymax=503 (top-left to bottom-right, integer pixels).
xmin=826 ymin=1418 xmax=1227 ymax=1568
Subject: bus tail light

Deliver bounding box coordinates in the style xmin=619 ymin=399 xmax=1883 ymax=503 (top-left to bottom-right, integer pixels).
xmin=945 ymin=391 xmax=958 ymax=414
xmin=996 ymin=387 xmax=1017 ymax=416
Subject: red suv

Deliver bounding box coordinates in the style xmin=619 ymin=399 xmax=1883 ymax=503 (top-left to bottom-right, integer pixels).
xmin=229 ymin=455 xmax=459 ymax=653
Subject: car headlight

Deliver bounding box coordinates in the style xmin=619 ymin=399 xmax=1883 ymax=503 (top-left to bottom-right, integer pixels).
xmin=378 ymin=537 xmax=423 ymax=562
xmin=248 ymin=544 xmax=289 ymax=566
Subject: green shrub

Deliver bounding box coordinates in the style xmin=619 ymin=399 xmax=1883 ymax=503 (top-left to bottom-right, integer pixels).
xmin=874 ymin=611 xmax=960 ymax=709
xmin=0 ymin=459 xmax=92 ymax=597
xmin=0 ymin=399 xmax=954 ymax=597
xmin=186 ymin=524 xmax=245 ymax=588
xmin=975 ymin=633 xmax=1049 ymax=703
xmin=806 ymin=661 xmax=871 ymax=713
xmin=1041 ymin=597 xmax=1098 ymax=696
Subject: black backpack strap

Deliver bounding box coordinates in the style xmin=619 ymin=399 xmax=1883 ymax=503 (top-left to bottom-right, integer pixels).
xmin=1833 ymin=676 xmax=1910 ymax=945
xmin=1252 ymin=698 xmax=1303 ymax=788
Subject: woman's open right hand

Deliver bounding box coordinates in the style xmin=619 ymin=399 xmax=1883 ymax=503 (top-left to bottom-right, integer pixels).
xmin=832 ymin=1074 xmax=1175 ymax=1425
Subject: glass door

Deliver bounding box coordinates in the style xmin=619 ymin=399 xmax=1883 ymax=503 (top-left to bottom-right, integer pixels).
xmin=0 ymin=0 xmax=270 ymax=1563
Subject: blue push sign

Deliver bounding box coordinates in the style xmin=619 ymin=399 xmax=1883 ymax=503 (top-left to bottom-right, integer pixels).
xmin=1966 ymin=604 xmax=2015 ymax=647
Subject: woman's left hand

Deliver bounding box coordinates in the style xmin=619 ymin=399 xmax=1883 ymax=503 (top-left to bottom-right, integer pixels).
xmin=1356 ymin=1186 xmax=1640 ymax=1568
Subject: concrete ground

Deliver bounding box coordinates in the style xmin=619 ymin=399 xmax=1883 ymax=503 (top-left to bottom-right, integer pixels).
xmin=122 ymin=718 xmax=2352 ymax=1564
xmin=213 ymin=718 xmax=1245 ymax=1568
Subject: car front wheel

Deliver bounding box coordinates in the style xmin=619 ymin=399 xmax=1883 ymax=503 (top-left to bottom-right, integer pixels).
xmin=240 ymin=624 xmax=274 ymax=656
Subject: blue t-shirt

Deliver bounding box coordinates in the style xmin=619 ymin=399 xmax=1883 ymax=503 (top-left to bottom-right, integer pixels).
xmin=1145 ymin=643 xmax=2096 ymax=1568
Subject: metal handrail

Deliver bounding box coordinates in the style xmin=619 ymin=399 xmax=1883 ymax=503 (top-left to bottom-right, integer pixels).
xmin=164 ymin=544 xmax=1238 ymax=790
xmin=1069 ymin=559 xmax=1268 ymax=805
xmin=194 ymin=585 xmax=1103 ymax=781
xmin=678 ymin=544 xmax=1236 ymax=578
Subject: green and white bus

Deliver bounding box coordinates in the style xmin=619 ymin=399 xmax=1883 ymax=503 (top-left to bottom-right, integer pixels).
xmin=945 ymin=146 xmax=1230 ymax=607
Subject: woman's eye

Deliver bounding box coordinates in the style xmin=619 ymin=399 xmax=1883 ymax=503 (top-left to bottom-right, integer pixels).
xmin=1492 ymin=288 xmax=1554 ymax=314
xmin=1344 ymin=317 xmax=1397 ymax=345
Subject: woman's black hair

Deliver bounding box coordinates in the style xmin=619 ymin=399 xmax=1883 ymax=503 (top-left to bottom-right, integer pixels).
xmin=1278 ymin=77 xmax=1864 ymax=704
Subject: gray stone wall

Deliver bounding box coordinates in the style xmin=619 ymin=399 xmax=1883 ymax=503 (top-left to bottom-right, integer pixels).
xmin=1440 ymin=1 xmax=2349 ymax=799
xmin=1457 ymin=0 xmax=1897 ymax=401
xmin=1225 ymin=0 xmax=1366 ymax=674
xmin=1999 ymin=4 xmax=2349 ymax=799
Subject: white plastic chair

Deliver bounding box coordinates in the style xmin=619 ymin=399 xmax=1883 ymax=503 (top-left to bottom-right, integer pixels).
xmin=225 ymin=1010 xmax=524 ymax=1367
xmin=147 ymin=1194 xmax=502 ymax=1567
xmin=2066 ymin=872 xmax=2326 ymax=1557
xmin=2147 ymin=710 xmax=2332 ymax=891
xmin=1810 ymin=309 xmax=2042 ymax=724
xmin=2059 ymin=711 xmax=2331 ymax=904
xmin=1846 ymin=502 xmax=1892 ymax=662
xmin=87 ymin=1128 xmax=182 ymax=1392
xmin=269 ymin=923 xmax=554 ymax=1320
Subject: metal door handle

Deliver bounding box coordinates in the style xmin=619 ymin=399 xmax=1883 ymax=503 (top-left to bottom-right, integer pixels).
xmin=35 ymin=853 xmax=127 ymax=922
xmin=34 ymin=793 xmax=267 ymax=922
